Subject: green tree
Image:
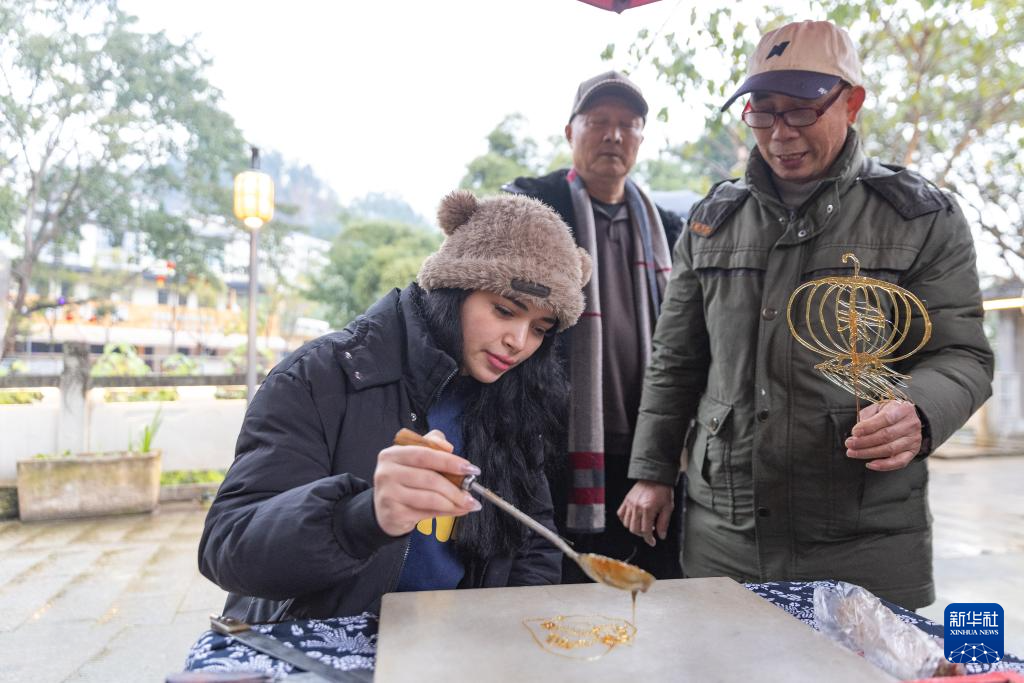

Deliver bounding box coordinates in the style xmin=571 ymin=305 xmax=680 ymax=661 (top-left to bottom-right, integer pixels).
xmin=308 ymin=220 xmax=442 ymax=327
xmin=0 ymin=0 xmax=247 ymax=357
xmin=460 ymin=114 xmax=541 ymax=196
xmin=636 ymin=155 xmax=704 ymax=193
xmin=543 ymin=134 xmax=573 ymax=174
xmin=613 ymin=0 xmax=1024 ymax=278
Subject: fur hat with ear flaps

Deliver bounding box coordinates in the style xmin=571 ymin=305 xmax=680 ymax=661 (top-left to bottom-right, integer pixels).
xmin=418 ymin=190 xmax=592 ymax=331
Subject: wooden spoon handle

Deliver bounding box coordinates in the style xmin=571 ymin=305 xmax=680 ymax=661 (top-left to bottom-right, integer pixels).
xmin=393 ymin=427 xmax=467 ymax=489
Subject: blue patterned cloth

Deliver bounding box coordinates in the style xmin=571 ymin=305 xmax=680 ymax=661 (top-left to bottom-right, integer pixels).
xmin=185 ymin=612 xmax=377 ymax=676
xmin=184 ymin=581 xmax=1024 ymax=678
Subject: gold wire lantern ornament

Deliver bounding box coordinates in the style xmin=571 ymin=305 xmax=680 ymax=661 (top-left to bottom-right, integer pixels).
xmin=786 ymin=253 xmax=932 ymax=413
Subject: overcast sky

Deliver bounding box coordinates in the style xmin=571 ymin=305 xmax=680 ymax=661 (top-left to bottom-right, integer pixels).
xmin=119 ymin=0 xmax=731 ymax=223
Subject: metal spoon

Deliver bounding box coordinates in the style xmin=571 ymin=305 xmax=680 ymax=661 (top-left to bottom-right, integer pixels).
xmin=393 ymin=428 xmax=655 ymax=594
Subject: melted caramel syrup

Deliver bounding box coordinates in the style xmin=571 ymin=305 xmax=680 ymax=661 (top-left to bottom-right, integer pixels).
xmin=524 ymin=614 xmax=637 ymax=660
xmin=525 ymin=587 xmax=646 ymax=660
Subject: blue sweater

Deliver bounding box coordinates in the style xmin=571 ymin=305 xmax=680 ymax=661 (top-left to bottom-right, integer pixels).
xmin=395 ymin=378 xmax=477 ymax=592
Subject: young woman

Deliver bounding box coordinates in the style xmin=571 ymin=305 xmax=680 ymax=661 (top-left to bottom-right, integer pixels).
xmin=198 ymin=190 xmax=592 ymax=623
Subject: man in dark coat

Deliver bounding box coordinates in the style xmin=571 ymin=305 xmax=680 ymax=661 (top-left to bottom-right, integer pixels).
xmin=504 ymin=70 xmax=684 ymax=582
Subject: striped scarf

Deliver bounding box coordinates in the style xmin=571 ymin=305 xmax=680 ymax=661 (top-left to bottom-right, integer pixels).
xmin=565 ymin=170 xmax=672 ymax=533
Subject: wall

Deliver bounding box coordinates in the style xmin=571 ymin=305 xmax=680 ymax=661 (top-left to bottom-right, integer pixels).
xmin=0 ymin=387 xmax=243 ymax=479
xmin=0 ymin=389 xmax=60 ymax=476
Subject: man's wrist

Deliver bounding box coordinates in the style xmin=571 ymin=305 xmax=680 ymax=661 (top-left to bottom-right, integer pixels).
xmin=915 ymin=405 xmax=933 ymax=458
xmin=627 ymin=462 xmax=679 ymax=486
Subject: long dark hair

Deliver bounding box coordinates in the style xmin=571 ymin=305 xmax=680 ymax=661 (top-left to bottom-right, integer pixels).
xmin=415 ymin=285 xmax=568 ymax=560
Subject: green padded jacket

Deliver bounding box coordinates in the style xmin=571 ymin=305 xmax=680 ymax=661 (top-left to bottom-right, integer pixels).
xmin=628 ymin=129 xmax=993 ymax=608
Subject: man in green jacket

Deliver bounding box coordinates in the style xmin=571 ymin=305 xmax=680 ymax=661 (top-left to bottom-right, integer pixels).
xmin=618 ymin=19 xmax=993 ymax=609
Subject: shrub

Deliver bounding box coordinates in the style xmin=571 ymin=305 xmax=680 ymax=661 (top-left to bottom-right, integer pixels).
xmin=0 ymin=390 xmax=43 ymax=404
xmin=225 ymin=344 xmax=275 ymax=375
xmin=0 ymin=360 xmax=28 ymax=377
xmin=214 ymin=386 xmax=247 ymax=400
xmin=160 ymin=469 xmax=226 ymax=486
xmin=103 ymin=388 xmax=179 ymax=402
xmin=161 ymin=353 xmax=198 ymax=376
xmin=91 ymin=342 xmax=150 ymax=377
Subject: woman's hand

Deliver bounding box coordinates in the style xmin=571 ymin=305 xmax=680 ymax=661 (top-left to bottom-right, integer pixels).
xmin=372 ymin=430 xmax=482 ymax=536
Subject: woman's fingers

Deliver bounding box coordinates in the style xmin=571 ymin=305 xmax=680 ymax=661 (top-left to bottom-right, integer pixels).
xmin=381 ymin=462 xmax=477 ymax=508
xmin=384 ymin=485 xmax=479 ymax=517
xmin=381 ymin=444 xmax=480 ymax=477
xmin=373 ymin=444 xmax=482 ymax=536
xmin=423 ymin=429 xmax=454 ymax=453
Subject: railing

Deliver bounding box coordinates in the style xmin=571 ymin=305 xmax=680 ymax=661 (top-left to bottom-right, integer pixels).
xmin=5 ymin=350 xmax=241 ymax=376
xmin=0 ymin=343 xmax=264 ymax=478
xmin=0 ymin=373 xmax=263 ymax=389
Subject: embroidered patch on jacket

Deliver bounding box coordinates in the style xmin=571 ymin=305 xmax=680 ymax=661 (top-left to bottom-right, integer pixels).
xmin=690 ymin=221 xmax=716 ymax=237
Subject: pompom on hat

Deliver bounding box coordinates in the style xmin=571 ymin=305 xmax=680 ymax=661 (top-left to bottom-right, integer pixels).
xmin=418 ymin=190 xmax=592 ymax=331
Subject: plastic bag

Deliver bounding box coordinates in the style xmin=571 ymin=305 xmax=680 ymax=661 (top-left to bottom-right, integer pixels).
xmin=814 ymin=581 xmax=964 ymax=679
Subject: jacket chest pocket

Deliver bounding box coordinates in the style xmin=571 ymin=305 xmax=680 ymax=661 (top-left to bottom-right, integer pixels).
xmin=801 ymin=244 xmax=917 ymax=285
xmin=689 ymin=396 xmax=741 ymax=524
xmin=827 ymin=409 xmax=929 ymax=538
xmin=692 ymin=248 xmax=768 ymax=340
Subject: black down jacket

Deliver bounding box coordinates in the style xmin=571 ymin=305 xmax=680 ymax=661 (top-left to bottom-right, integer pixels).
xmin=198 ymin=286 xmax=561 ymax=623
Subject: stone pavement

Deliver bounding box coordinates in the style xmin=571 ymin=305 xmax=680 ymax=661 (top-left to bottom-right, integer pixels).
xmin=920 ymin=450 xmax=1024 ymax=652
xmin=0 ymin=451 xmax=1021 ymax=682
xmin=0 ymin=501 xmax=225 ymax=682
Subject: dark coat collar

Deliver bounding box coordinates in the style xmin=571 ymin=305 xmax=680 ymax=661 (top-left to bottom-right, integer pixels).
xmin=336 ymin=285 xmax=458 ymax=414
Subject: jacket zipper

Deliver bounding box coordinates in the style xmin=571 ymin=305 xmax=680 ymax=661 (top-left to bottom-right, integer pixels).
xmin=389 ymin=366 xmax=458 ymax=592
xmin=389 ymin=536 xmax=413 ymax=593
xmin=427 ymin=367 xmax=459 ymax=418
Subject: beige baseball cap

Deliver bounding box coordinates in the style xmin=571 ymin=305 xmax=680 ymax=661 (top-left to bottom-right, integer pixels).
xmin=721 ymin=20 xmax=862 ymax=111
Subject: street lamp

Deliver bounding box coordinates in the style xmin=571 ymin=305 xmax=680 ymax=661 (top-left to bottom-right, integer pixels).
xmin=233 ymin=146 xmax=274 ymax=403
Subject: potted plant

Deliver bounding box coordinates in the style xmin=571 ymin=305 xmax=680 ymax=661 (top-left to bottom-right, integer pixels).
xmin=16 ymin=408 xmax=163 ymax=522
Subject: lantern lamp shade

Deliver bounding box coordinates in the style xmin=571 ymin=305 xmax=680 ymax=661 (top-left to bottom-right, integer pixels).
xmin=233 ymin=170 xmax=275 ymax=229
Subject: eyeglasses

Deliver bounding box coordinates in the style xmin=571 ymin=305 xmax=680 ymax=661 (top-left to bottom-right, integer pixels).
xmin=580 ymin=115 xmax=643 ymax=137
xmin=741 ymin=86 xmax=850 ymax=129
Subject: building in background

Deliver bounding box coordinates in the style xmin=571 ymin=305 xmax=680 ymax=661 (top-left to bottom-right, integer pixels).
xmin=1 ymin=222 xmax=330 ymax=373
xmin=981 ymin=282 xmax=1024 ymax=440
